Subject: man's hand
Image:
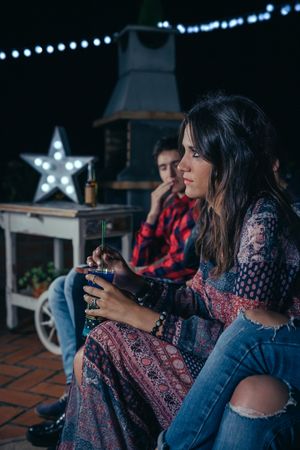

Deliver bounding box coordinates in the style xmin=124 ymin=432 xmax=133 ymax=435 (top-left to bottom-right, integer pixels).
xmin=146 ymin=179 xmax=174 ymax=224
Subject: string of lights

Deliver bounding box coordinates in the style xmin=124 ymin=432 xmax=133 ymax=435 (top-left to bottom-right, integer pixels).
xmin=0 ymin=2 xmax=299 ymax=62
xmin=0 ymin=35 xmax=112 ymax=62
xmin=158 ymin=2 xmax=300 ymax=33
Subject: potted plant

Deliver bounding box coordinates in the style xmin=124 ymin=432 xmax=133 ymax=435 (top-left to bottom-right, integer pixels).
xmin=18 ymin=262 xmax=66 ymax=298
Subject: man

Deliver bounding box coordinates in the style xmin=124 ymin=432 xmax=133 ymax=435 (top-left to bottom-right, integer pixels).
xmin=26 ymin=136 xmax=197 ymax=447
xmin=131 ymin=135 xmax=197 ymax=281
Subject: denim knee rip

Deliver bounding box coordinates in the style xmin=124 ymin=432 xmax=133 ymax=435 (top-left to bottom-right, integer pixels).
xmin=241 ymin=310 xmax=296 ymax=341
xmin=229 ymin=380 xmax=298 ymax=419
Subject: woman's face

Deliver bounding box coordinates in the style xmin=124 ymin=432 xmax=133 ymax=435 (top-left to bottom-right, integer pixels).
xmin=178 ymin=125 xmax=213 ymax=200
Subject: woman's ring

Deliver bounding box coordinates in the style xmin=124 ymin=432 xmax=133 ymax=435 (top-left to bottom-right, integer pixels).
xmin=90 ymin=297 xmax=99 ymax=309
xmin=92 ymin=274 xmax=97 ymax=284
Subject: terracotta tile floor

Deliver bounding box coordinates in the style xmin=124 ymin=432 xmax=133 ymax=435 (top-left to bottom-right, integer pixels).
xmin=0 ymin=311 xmax=64 ymax=448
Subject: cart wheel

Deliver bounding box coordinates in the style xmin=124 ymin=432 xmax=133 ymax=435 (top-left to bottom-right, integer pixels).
xmin=34 ymin=290 xmax=62 ymax=355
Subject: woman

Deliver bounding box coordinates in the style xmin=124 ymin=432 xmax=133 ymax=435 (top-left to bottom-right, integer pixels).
xmin=59 ymin=93 xmax=300 ymax=450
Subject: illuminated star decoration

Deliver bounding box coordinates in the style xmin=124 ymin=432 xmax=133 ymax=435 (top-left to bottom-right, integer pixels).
xmin=21 ymin=127 xmax=94 ymax=203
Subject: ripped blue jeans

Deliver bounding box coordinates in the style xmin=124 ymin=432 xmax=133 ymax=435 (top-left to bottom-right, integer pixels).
xmin=158 ymin=312 xmax=300 ymax=450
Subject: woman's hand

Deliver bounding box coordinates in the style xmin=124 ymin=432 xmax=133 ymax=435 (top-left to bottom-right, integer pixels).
xmin=77 ymin=245 xmax=143 ymax=294
xmin=83 ymin=274 xmax=160 ymax=332
xmin=86 ymin=245 xmax=128 ymax=273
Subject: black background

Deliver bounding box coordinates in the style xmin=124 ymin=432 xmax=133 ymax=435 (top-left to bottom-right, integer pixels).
xmin=0 ymin=0 xmax=299 ymax=201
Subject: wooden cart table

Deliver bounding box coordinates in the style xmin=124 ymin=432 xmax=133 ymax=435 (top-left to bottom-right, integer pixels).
xmin=0 ymin=201 xmax=140 ymax=329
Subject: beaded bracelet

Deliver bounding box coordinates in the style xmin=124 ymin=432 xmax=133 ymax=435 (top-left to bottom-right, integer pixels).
xmin=151 ymin=311 xmax=167 ymax=336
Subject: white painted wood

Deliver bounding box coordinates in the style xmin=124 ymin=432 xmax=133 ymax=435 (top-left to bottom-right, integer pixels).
xmin=53 ymin=238 xmax=64 ymax=270
xmin=4 ymin=214 xmax=18 ymax=328
xmin=72 ymin=219 xmax=85 ymax=267
xmin=0 ymin=203 xmax=139 ymax=329
xmin=11 ymin=292 xmax=38 ymax=311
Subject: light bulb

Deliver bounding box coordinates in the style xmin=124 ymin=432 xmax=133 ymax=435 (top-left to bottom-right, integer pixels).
xmin=34 ymin=158 xmax=42 ymax=166
xmin=177 ymin=24 xmax=186 ymax=33
xmin=41 ymin=183 xmax=50 ymax=192
xmin=54 ymin=141 xmax=62 ymax=149
xmin=47 ymin=175 xmax=56 ymax=184
xmin=74 ymin=160 xmax=83 ymax=169
xmin=280 ymin=5 xmax=291 ymax=15
xmin=61 ymin=176 xmax=69 ymax=185
xmin=66 ymin=185 xmax=74 ymax=194
xmin=65 ymin=162 xmax=74 ymax=170
xmin=46 ymin=45 xmax=54 ymax=54
xmin=54 ymin=152 xmax=62 ymax=160
xmin=247 ymin=14 xmax=257 ymax=23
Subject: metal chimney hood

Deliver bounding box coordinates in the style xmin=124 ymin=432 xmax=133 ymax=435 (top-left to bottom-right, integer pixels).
xmin=102 ymin=25 xmax=181 ymax=117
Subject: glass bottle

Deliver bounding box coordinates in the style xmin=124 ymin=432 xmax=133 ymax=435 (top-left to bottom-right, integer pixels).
xmin=84 ymin=161 xmax=97 ymax=207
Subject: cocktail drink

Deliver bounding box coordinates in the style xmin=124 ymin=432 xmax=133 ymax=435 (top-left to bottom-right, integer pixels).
xmin=82 ymin=267 xmax=114 ymax=338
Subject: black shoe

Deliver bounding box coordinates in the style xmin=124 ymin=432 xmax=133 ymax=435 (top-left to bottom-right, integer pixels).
xmin=35 ymin=389 xmax=68 ymax=420
xmin=26 ymin=413 xmax=65 ymax=447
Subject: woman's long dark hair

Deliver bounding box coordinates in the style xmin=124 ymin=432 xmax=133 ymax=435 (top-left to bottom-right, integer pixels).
xmin=179 ymin=92 xmax=300 ymax=276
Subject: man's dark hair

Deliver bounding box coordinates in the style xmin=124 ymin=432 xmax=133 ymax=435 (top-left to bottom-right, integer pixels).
xmin=152 ymin=136 xmax=178 ymax=163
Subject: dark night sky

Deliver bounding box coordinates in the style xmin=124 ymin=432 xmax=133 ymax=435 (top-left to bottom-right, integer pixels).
xmin=0 ymin=0 xmax=299 ymax=201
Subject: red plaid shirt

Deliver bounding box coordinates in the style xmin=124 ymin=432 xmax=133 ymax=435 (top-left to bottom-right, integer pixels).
xmin=131 ymin=194 xmax=197 ymax=282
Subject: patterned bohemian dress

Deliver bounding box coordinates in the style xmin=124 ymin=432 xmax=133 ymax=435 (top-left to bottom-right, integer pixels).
xmin=59 ymin=197 xmax=300 ymax=450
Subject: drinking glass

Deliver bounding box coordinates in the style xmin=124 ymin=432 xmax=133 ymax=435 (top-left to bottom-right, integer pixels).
xmin=82 ymin=267 xmax=114 ymax=338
